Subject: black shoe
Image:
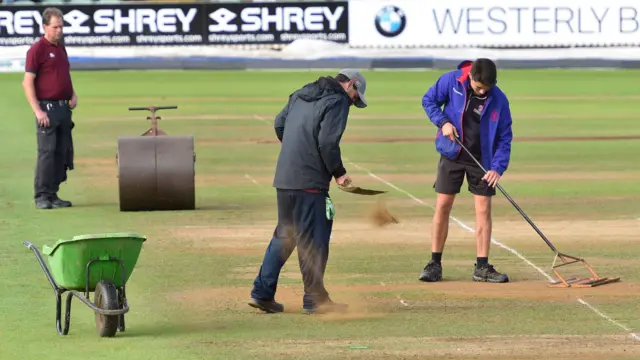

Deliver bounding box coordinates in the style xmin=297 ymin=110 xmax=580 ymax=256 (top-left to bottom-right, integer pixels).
xmin=35 ymin=197 xmax=52 ymax=209
xmin=473 ymin=263 xmax=509 ymax=283
xmin=248 ymin=298 xmax=284 ymax=314
xmin=51 ymin=197 xmax=72 ymax=208
xmin=419 ymin=260 xmax=442 ymax=282
xmin=302 ymin=298 xmax=348 ymax=314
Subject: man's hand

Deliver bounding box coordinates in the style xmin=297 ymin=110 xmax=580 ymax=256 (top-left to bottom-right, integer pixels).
xmin=442 ymin=122 xmax=459 ymax=141
xmin=35 ymin=109 xmax=49 ymax=127
xmin=69 ymin=93 xmax=78 ymax=109
xmin=482 ymin=170 xmax=501 ymax=188
xmin=335 ymin=174 xmax=352 ymax=187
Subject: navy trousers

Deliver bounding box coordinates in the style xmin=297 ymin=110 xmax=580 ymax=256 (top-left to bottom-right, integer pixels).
xmin=251 ymin=189 xmax=333 ymax=309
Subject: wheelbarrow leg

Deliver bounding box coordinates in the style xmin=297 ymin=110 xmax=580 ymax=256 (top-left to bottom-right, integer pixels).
xmin=24 ymin=241 xmax=74 ymax=336
xmin=56 ymin=291 xmax=74 ymax=335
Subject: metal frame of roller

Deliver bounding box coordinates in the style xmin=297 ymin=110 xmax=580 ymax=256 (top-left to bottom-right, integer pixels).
xmin=116 ymin=106 xmax=196 ymax=212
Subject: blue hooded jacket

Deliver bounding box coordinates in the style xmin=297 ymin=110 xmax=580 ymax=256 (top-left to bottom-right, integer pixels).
xmin=421 ymin=60 xmax=513 ymax=176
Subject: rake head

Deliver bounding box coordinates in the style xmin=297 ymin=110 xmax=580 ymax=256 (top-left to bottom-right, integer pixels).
xmin=547 ymin=252 xmax=620 ymax=288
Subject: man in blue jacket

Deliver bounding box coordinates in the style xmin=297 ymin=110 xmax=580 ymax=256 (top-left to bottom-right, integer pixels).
xmin=249 ymin=69 xmax=368 ymax=314
xmin=419 ymin=58 xmax=513 ymax=283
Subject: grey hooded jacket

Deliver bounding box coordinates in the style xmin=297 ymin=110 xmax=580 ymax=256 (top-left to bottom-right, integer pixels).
xmin=272 ymin=76 xmax=351 ymax=191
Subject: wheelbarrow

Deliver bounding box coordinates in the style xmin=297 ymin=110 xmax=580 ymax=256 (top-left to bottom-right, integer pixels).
xmin=24 ymin=232 xmax=146 ymax=337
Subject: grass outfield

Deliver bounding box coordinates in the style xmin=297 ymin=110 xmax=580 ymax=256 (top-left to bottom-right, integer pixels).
xmin=0 ymin=69 xmax=639 ymax=359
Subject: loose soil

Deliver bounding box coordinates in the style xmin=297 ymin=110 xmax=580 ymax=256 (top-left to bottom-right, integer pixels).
xmin=165 ymin=219 xmax=640 ymax=247
xmin=240 ymin=334 xmax=640 ymax=359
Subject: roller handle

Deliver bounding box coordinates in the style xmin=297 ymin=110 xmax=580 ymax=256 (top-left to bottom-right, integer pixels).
xmin=128 ymin=106 xmax=178 ymax=111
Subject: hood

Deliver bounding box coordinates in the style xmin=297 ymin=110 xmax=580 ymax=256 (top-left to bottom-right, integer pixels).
xmin=295 ymin=76 xmax=351 ymax=104
xmin=456 ymin=60 xmax=473 ymax=84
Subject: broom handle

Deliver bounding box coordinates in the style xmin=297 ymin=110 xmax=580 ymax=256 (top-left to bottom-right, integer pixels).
xmin=452 ymin=136 xmax=558 ymax=254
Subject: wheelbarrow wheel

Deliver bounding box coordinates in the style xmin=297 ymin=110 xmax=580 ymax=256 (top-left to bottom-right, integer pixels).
xmin=94 ymin=280 xmax=120 ymax=338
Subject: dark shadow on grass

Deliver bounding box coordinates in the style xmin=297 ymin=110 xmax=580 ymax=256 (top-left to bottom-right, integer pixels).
xmin=68 ymin=202 xmax=120 ymax=208
xmin=66 ymin=203 xmax=246 ymax=211
xmin=195 ymin=204 xmax=245 ymax=211
xmin=115 ymin=321 xmax=225 ymax=338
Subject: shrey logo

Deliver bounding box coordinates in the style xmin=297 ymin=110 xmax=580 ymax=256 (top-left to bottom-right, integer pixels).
xmin=374 ymin=5 xmax=406 ymax=37
xmin=208 ymin=6 xmax=345 ymax=33
xmin=0 ymin=8 xmax=198 ymax=35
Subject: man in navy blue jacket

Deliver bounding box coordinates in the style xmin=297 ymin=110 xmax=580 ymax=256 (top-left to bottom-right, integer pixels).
xmin=419 ymin=58 xmax=513 ymax=283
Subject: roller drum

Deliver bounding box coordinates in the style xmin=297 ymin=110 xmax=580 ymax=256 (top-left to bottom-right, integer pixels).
xmin=117 ymin=135 xmax=195 ymax=211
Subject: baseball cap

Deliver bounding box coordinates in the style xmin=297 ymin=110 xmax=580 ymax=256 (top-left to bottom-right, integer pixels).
xmin=338 ymin=69 xmax=367 ymax=108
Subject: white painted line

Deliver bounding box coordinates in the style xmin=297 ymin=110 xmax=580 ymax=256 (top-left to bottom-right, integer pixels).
xmin=244 ymin=173 xmax=261 ymax=187
xmin=577 ymin=299 xmax=639 ymax=341
xmin=346 ymin=159 xmax=638 ymax=341
xmin=249 ymin=113 xmax=637 ymax=341
xmin=253 ymin=114 xmax=272 ymax=125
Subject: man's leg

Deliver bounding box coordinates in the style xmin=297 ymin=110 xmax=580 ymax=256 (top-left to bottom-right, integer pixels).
xmin=249 ymin=189 xmax=296 ymax=313
xmin=467 ymin=166 xmax=509 ymax=283
xmin=293 ymin=191 xmax=345 ymax=313
xmin=474 ymin=195 xmax=492 ymax=259
xmin=51 ymin=106 xmax=71 ymax=208
xmin=432 ymin=193 xmax=456 ymax=254
xmin=34 ymin=108 xmax=59 ymax=209
xmin=419 ymin=157 xmax=465 ymax=282
xmin=51 ymin=106 xmax=72 ymax=207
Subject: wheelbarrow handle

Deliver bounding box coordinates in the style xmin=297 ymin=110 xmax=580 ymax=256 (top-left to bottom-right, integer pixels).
xmin=24 ymin=240 xmax=60 ymax=292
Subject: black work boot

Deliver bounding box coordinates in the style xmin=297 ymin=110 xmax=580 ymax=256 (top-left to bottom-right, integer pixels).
xmin=248 ymin=298 xmax=284 ymax=314
xmin=302 ymin=298 xmax=348 ymax=314
xmin=473 ymin=263 xmax=509 ymax=283
xmin=51 ymin=195 xmax=72 ymax=208
xmin=419 ymin=260 xmax=443 ymax=282
xmin=35 ymin=197 xmax=52 ymax=209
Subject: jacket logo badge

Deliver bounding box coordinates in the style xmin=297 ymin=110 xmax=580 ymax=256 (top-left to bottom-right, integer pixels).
xmin=491 ymin=110 xmax=499 ymax=122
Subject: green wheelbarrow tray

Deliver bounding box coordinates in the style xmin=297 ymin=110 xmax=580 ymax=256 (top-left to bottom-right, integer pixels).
xmin=24 ymin=232 xmax=146 ymax=338
xmin=42 ymin=232 xmax=145 ymax=291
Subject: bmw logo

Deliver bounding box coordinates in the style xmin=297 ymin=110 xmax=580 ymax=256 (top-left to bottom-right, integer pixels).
xmin=375 ymin=5 xmax=406 ymax=37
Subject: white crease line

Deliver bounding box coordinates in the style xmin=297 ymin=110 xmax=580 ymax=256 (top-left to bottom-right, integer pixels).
xmin=244 ymin=173 xmax=261 ymax=187
xmin=253 ymin=114 xmax=272 ymax=125
xmin=346 ymin=159 xmax=638 ymax=341
xmin=249 ymin=113 xmax=636 ymax=340
xmin=578 ymin=299 xmax=640 ymax=340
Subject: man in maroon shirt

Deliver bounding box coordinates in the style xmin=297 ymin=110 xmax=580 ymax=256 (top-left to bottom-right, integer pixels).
xmin=22 ymin=7 xmax=78 ymax=209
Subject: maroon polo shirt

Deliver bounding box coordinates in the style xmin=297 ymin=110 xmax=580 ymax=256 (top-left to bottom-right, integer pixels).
xmin=25 ymin=36 xmax=73 ymax=101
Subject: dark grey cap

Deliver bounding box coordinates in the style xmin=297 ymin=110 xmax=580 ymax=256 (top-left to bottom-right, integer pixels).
xmin=338 ymin=68 xmax=367 ymax=108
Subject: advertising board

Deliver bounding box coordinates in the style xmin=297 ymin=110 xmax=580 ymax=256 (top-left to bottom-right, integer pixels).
xmin=0 ymin=1 xmax=348 ymax=46
xmin=349 ymin=0 xmax=640 ymax=47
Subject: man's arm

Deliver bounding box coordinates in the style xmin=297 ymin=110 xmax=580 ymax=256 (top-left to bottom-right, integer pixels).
xmin=64 ymin=45 xmax=78 ymax=109
xmin=422 ymin=73 xmax=452 ymax=128
xmin=274 ymin=95 xmax=293 ymax=142
xmin=318 ymin=98 xmax=349 ymax=179
xmin=490 ymin=103 xmax=513 ymax=176
xmin=22 ymin=46 xmax=41 ymax=115
xmin=22 ymin=72 xmax=41 ymax=115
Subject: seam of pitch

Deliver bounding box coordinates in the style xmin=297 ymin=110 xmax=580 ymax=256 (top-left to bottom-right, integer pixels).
xmin=344 ymin=160 xmax=639 ymax=342
xmin=252 ymin=113 xmax=637 ymax=341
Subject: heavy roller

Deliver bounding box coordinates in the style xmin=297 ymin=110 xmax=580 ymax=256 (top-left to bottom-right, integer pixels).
xmin=116 ymin=106 xmax=196 ymax=212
